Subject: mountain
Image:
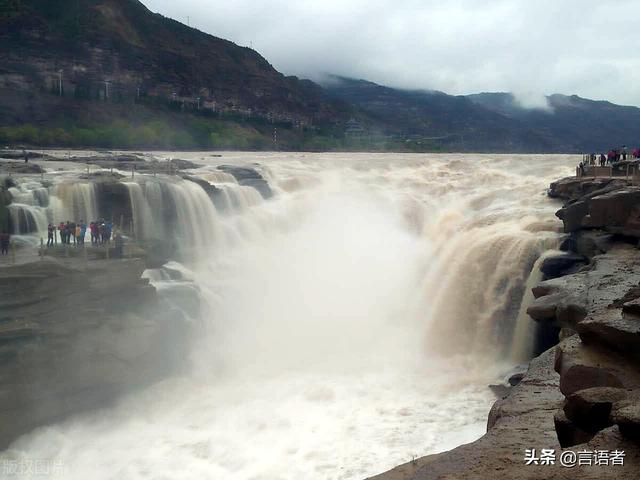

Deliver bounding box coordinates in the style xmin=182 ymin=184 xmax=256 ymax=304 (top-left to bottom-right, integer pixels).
xmin=0 ymin=0 xmax=353 ymax=149
xmin=0 ymin=0 xmax=350 ymax=123
xmin=324 ymin=76 xmax=640 ymax=153
xmin=467 ymin=92 xmax=640 ymax=152
xmin=0 ymin=1 xmax=638 ymax=152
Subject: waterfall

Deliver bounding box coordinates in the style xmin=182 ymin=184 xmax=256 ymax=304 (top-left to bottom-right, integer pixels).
xmin=123 ymin=182 xmax=155 ymax=240
xmin=214 ymin=184 xmax=263 ymax=212
xmin=6 ymin=182 xmax=50 ymax=235
xmin=421 ymin=228 xmax=556 ymax=359
xmin=509 ymin=250 xmax=557 ymax=362
xmin=118 ymin=178 xmax=223 ymax=249
xmin=3 ymin=154 xmax=574 ymax=480
xmin=164 ymin=180 xmax=221 ymax=247
xmin=50 ymin=182 xmax=99 ymax=225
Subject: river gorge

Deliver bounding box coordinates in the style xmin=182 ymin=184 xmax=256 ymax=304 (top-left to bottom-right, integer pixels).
xmin=0 ymin=153 xmax=583 ymax=479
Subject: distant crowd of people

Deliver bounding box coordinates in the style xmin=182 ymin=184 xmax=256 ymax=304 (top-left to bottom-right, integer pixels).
xmin=1 ymin=221 xmax=124 ymax=260
xmin=578 ymin=146 xmax=640 ymax=175
xmin=48 ymin=220 xmax=114 ymax=247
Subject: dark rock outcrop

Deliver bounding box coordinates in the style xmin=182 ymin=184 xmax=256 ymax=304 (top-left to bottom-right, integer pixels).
xmin=563 ymin=387 xmax=628 ymax=433
xmin=554 ymin=179 xmax=640 ymax=237
xmin=0 ymin=151 xmax=51 ymax=161
xmin=218 ymin=165 xmax=273 ymax=199
xmin=554 ymin=408 xmax=594 ymax=447
xmin=540 ymin=253 xmax=588 ymax=279
xmin=559 ymin=230 xmax=613 ymax=257
xmin=549 ymin=177 xmax=629 ymax=201
xmin=611 ymin=392 xmax=640 ymax=440
xmin=0 ymin=160 xmax=45 ymax=174
xmin=181 ymin=174 xmax=227 ymax=211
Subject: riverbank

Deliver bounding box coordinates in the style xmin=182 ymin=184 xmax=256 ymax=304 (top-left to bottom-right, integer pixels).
xmin=372 ymin=175 xmax=640 ymax=479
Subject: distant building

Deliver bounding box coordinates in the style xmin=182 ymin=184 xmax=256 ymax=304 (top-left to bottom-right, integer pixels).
xmin=345 ymin=118 xmax=365 ymax=137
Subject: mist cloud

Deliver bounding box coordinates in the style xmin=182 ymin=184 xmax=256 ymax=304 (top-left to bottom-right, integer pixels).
xmin=144 ymin=0 xmax=640 ymax=106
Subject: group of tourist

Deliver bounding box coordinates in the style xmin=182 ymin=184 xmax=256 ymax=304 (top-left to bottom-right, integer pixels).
xmin=585 ymin=146 xmax=640 ymax=166
xmin=47 ymin=220 xmax=114 ymax=247
xmin=578 ymin=146 xmax=640 ymax=175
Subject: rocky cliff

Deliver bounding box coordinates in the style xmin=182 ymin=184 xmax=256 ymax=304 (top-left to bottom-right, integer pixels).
xmin=372 ymin=176 xmax=640 ymax=479
xmin=0 ymin=0 xmax=348 ymax=125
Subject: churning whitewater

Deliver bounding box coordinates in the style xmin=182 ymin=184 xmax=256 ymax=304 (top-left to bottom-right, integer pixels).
xmin=2 ymin=153 xmax=574 ymax=480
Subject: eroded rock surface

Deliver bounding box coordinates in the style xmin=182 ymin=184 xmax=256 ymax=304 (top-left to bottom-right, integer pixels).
xmin=0 ymin=255 xmax=192 ymax=449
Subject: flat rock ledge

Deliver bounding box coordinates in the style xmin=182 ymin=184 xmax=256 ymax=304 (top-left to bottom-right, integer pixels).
xmin=372 ymin=177 xmax=640 ymax=480
xmin=0 ymin=254 xmax=194 ymax=449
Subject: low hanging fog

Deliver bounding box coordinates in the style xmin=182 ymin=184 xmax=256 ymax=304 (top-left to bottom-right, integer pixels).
xmin=145 ymin=0 xmax=640 ymax=108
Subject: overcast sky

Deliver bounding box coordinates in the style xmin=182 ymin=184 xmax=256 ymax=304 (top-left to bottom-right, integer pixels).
xmin=144 ymin=0 xmax=640 ymax=107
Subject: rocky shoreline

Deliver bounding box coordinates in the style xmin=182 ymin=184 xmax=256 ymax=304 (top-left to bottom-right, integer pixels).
xmin=372 ymin=175 xmax=640 ymax=479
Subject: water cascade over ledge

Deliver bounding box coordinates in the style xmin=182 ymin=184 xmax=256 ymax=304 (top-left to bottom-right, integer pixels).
xmin=0 ymin=152 xmax=574 ymax=480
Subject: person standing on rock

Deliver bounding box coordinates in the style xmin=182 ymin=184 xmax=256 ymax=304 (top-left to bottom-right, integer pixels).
xmin=114 ymin=231 xmax=124 ymax=258
xmin=47 ymin=224 xmax=54 ymax=247
xmin=23 ymin=149 xmax=28 ymax=163
xmin=106 ymin=221 xmax=113 ymax=243
xmin=0 ymin=231 xmax=9 ymax=255
xmin=80 ymin=221 xmax=87 ymax=245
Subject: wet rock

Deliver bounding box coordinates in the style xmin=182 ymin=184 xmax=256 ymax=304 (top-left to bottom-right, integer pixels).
xmin=181 ymin=175 xmax=227 ymax=211
xmin=553 ymin=181 xmax=640 ymax=235
xmin=540 ymin=253 xmax=588 ymax=279
xmin=560 ymin=365 xmax=624 ymax=397
xmin=611 ymin=394 xmax=640 ymax=440
xmin=527 ymin=287 xmax=587 ymax=329
xmin=508 ymin=372 xmax=525 ymax=386
xmin=560 ymin=230 xmax=614 ymax=257
xmin=557 ymin=199 xmax=590 ymax=232
xmin=79 ymin=171 xmax=125 ymax=180
xmin=0 ymin=160 xmax=45 ymax=174
xmin=554 ymin=408 xmax=595 ymax=447
xmin=488 ymin=384 xmax=510 ymax=399
xmin=577 ymin=311 xmax=640 ymax=359
xmin=0 ymin=151 xmax=52 ymax=161
xmin=168 ymin=158 xmax=201 ymax=170
xmin=527 ymin=292 xmax=564 ymax=322
xmin=554 ymin=335 xmax=640 ymax=396
xmin=587 ymin=187 xmax=640 ymax=236
xmin=623 ymin=297 xmax=640 ymax=315
xmin=563 ymin=386 xmax=628 ymax=433
xmin=218 ymin=164 xmax=273 ymax=199
xmin=549 ymin=177 xmax=629 ymax=201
